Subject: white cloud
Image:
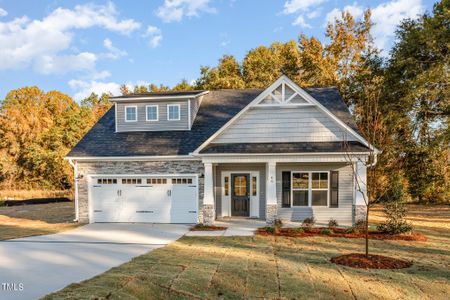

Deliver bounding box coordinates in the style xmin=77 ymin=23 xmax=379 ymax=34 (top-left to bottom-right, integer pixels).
xmin=371 ymin=0 xmax=423 ymax=51
xmin=325 ymin=3 xmax=364 ymax=25
xmin=292 ymin=15 xmax=312 ymax=28
xmin=103 ymin=38 xmax=127 ymax=59
xmin=69 ymin=79 xmax=122 ymax=101
xmin=35 ymin=52 xmax=97 ymax=74
xmin=144 ymin=26 xmax=162 ymax=48
xmin=324 ymin=0 xmax=424 ymax=53
xmin=156 ymin=0 xmax=216 ymax=23
xmin=283 ymin=0 xmax=327 ymax=27
xmin=283 ymin=0 xmax=327 ymax=14
xmin=0 ymin=8 xmax=7 ymax=17
xmin=0 ymin=2 xmax=140 ymax=72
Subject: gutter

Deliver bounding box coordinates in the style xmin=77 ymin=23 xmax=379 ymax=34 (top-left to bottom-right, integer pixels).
xmin=68 ymin=159 xmax=79 ymax=222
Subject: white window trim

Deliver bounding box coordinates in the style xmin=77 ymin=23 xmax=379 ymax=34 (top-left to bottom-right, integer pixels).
xmin=145 ymin=105 xmax=159 ymax=121
xmin=167 ymin=104 xmax=181 ymax=121
xmin=124 ymin=105 xmax=138 ymax=122
xmin=291 ymin=171 xmax=330 ymax=207
xmin=221 ymin=171 xmax=259 ymax=218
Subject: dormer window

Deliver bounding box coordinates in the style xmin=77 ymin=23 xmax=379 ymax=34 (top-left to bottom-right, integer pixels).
xmin=167 ymin=104 xmax=180 ymax=121
xmin=146 ymin=105 xmax=158 ymax=121
xmin=125 ymin=106 xmax=137 ymax=122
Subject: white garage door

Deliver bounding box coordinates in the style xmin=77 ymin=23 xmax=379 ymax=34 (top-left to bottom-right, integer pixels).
xmin=91 ymin=176 xmax=198 ymax=223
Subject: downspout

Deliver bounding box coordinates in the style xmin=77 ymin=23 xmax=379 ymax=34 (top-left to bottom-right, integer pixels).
xmin=68 ymin=159 xmax=79 ymax=222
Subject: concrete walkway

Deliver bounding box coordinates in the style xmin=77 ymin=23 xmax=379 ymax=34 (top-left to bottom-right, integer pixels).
xmin=0 ymin=223 xmax=190 ymax=300
xmin=186 ymin=218 xmax=266 ymax=237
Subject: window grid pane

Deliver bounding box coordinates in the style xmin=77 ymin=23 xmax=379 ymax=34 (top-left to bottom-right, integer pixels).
xmin=168 ymin=105 xmax=180 ymax=120
xmin=126 ymin=107 xmax=137 ymax=121
xmin=146 ymin=106 xmax=158 ymax=120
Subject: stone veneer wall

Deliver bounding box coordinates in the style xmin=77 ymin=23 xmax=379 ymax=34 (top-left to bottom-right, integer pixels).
xmin=266 ymin=204 xmax=277 ymax=225
xmin=76 ymin=160 xmax=204 ymax=223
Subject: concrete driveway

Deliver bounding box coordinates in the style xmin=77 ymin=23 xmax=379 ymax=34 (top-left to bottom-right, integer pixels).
xmin=0 ymin=223 xmax=190 ymax=300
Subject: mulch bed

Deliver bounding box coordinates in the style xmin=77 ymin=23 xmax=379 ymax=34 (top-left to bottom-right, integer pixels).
xmin=256 ymin=227 xmax=427 ymax=241
xmin=190 ymin=225 xmax=227 ymax=231
xmin=331 ymin=253 xmax=413 ymax=269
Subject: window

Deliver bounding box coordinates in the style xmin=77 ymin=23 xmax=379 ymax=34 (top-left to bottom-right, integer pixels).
xmin=224 ymin=176 xmax=229 ymax=196
xmin=292 ymin=172 xmax=309 ymax=206
xmin=147 ymin=178 xmax=167 ymax=184
xmin=252 ymin=176 xmax=257 ymax=196
xmin=146 ymin=105 xmax=158 ymax=121
xmin=311 ymin=172 xmax=328 ymax=206
xmin=122 ymin=178 xmax=142 ymax=184
xmin=167 ymin=104 xmax=180 ymax=121
xmin=125 ymin=106 xmax=137 ymax=122
xmin=290 ymin=171 xmax=329 ymax=207
xmin=97 ymin=178 xmax=117 ymax=184
xmin=171 ymin=177 xmax=193 ymax=184
xmin=233 ymin=176 xmax=247 ymax=196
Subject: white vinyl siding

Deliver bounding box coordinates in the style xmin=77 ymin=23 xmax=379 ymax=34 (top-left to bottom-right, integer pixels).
xmin=116 ymin=101 xmax=189 ymax=131
xmin=213 ymin=106 xmax=358 ymax=143
xmin=277 ymin=163 xmax=354 ymax=226
xmin=146 ymin=105 xmax=158 ymax=121
xmin=125 ymin=106 xmax=137 ymax=122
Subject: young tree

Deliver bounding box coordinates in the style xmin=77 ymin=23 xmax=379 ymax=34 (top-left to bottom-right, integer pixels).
xmin=344 ymin=64 xmax=386 ymax=257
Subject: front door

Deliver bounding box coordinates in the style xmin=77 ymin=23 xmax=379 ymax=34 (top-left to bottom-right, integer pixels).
xmin=231 ymin=174 xmax=250 ymax=216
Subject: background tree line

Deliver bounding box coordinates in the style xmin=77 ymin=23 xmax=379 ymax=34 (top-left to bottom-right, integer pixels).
xmin=0 ymin=0 xmax=448 ymax=202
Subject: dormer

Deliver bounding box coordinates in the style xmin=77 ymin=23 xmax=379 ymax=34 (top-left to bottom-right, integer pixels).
xmin=110 ymin=90 xmax=208 ymax=132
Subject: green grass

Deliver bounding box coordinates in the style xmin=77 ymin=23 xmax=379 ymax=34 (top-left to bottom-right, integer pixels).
xmin=44 ymin=205 xmax=450 ymax=300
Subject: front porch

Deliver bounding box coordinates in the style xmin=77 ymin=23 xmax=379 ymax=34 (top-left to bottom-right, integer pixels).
xmin=200 ymin=155 xmax=369 ymax=226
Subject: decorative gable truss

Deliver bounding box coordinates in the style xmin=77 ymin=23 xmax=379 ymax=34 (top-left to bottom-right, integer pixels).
xmin=258 ymin=81 xmax=312 ymax=106
xmin=193 ymin=75 xmax=375 ymax=154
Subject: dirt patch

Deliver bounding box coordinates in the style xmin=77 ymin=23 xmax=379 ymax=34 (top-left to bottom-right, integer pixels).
xmin=256 ymin=227 xmax=427 ymax=241
xmin=191 ymin=224 xmax=227 ymax=231
xmin=331 ymin=253 xmax=413 ymax=269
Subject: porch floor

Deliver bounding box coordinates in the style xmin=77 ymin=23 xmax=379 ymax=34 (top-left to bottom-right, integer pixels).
xmin=186 ymin=218 xmax=266 ymax=237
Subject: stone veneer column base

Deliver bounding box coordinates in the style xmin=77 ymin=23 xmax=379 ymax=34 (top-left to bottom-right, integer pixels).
xmin=202 ymin=204 xmax=215 ymax=225
xmin=265 ymin=204 xmax=278 ymax=225
xmin=353 ymin=205 xmax=367 ymax=225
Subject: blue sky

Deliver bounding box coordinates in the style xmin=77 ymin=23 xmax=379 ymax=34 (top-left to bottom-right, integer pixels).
xmin=0 ymin=0 xmax=435 ymax=101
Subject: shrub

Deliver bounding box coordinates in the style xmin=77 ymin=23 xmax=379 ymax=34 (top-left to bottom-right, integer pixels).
xmin=301 ymin=217 xmax=316 ymax=229
xmin=345 ymin=227 xmax=355 ymax=234
xmin=264 ymin=226 xmax=275 ymax=234
xmin=355 ymin=219 xmax=366 ymax=233
xmin=328 ymin=218 xmax=339 ymax=229
xmin=293 ymin=227 xmax=304 ymax=234
xmin=378 ymin=173 xmax=413 ymax=234
xmin=320 ymin=228 xmax=332 ymax=235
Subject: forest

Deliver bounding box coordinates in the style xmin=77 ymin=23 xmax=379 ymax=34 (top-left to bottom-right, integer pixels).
xmin=0 ymin=0 xmax=448 ymax=203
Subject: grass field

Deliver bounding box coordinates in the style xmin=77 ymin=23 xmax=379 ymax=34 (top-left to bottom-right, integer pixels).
xmin=0 ymin=202 xmax=78 ymax=240
xmin=44 ymin=205 xmax=450 ymax=300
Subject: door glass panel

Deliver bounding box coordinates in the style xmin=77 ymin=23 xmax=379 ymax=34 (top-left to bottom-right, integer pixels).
xmin=252 ymin=176 xmax=257 ymax=196
xmin=233 ymin=176 xmax=247 ymax=196
xmin=224 ymin=176 xmax=229 ymax=196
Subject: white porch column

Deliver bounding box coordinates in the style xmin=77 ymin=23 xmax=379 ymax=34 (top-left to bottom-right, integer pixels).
xmin=265 ymin=161 xmax=277 ymax=224
xmin=353 ymin=161 xmax=368 ymax=224
xmin=202 ymin=162 xmax=215 ymax=224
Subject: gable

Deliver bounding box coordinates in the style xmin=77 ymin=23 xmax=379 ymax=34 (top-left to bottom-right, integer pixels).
xmin=209 ymin=77 xmax=360 ymax=145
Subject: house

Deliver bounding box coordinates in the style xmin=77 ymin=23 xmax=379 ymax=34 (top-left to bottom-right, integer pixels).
xmin=66 ymin=75 xmax=376 ymax=226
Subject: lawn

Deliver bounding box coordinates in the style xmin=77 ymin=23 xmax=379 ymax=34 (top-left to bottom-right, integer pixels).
xmin=0 ymin=202 xmax=79 ymax=240
xmin=44 ymin=205 xmax=449 ymax=300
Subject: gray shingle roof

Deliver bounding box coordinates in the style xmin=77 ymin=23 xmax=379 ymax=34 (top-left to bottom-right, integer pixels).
xmin=200 ymin=141 xmax=370 ymax=154
xmin=67 ymin=88 xmax=364 ymax=157
xmin=109 ymin=90 xmax=205 ymax=99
